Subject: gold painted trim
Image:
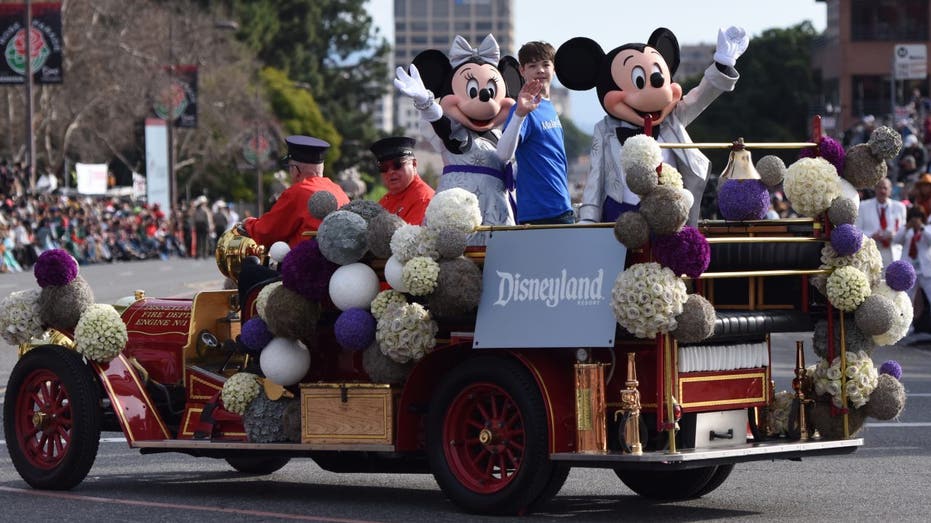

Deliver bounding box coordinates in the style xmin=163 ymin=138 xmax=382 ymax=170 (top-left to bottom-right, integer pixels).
xmin=678 ymin=371 xmax=767 ymax=408
xmin=704 ymin=236 xmax=823 ymax=244
xmin=125 ymin=329 xmax=189 ymax=337
xmin=181 ymin=407 xmax=202 ymax=437
xmin=189 ymin=374 xmax=223 ymax=401
xmin=696 ymin=269 xmax=828 ymax=279
xmin=659 ymin=141 xmax=818 ymax=149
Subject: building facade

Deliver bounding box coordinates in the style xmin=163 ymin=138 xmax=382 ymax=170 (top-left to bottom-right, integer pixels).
xmin=812 ymin=0 xmax=930 ymax=136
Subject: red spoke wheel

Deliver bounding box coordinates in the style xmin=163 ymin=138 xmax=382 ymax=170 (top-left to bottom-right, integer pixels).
xmin=427 ymin=357 xmax=566 ymax=515
xmin=4 ymin=346 xmax=101 ymax=490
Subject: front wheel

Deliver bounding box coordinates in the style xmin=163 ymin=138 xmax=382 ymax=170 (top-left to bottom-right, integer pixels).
xmin=225 ymin=456 xmax=291 ymax=474
xmin=614 ymin=465 xmax=730 ymax=500
xmin=3 ymin=346 xmax=102 ymax=490
xmin=426 ymin=356 xmax=560 ymax=515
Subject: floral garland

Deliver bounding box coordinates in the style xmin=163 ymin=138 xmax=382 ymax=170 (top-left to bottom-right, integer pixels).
xmin=783 ymin=157 xmax=841 ymax=217
xmin=825 ymin=266 xmax=871 ymax=312
xmin=375 ymin=302 xmax=438 ymax=364
xmin=768 ymin=390 xmax=795 ymax=436
xmin=74 ymin=304 xmax=128 ymax=363
xmin=611 ymin=262 xmax=688 ymax=339
xmin=812 ymin=350 xmax=878 ymax=408
xmin=370 ymin=289 xmax=408 ymax=320
xmin=423 ymin=188 xmax=482 ymax=234
xmin=221 ymin=372 xmax=261 ymax=415
xmin=820 ymin=237 xmax=883 ymax=287
xmin=0 ymin=289 xmax=44 ymax=346
xmin=402 ymin=256 xmax=441 ymax=296
xmin=871 ymin=282 xmax=913 ymax=347
xmin=390 ymin=225 xmax=438 ymax=263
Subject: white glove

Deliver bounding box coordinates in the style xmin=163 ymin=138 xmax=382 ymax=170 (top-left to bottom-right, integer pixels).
xmin=713 ymin=26 xmax=749 ymax=67
xmin=394 ymin=64 xmax=433 ymax=108
xmin=394 ymin=64 xmax=442 ymax=121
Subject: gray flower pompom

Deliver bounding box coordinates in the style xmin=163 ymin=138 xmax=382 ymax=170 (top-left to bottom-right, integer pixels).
xmin=843 ymin=144 xmax=887 ymax=190
xmin=264 ymin=285 xmax=320 ymax=340
xmin=812 ymin=318 xmax=876 ymax=359
xmin=363 ymin=342 xmax=414 ymax=384
xmin=317 ymin=210 xmax=369 ymax=265
xmin=865 ymin=374 xmax=906 ymax=421
xmin=672 ymin=294 xmax=716 ymax=343
xmin=39 ymin=275 xmax=94 ymax=331
xmin=867 ymin=125 xmax=903 ymax=161
xmin=625 ymin=162 xmax=658 ymax=197
xmin=243 ymin=393 xmax=292 ymax=443
xmin=341 ymin=199 xmax=386 ymax=223
xmin=427 ymin=257 xmax=482 ymax=318
xmin=367 ymin=212 xmax=405 ymax=259
xmin=435 ymin=227 xmax=470 ymax=260
xmin=613 ymin=211 xmax=650 ymax=249
xmin=756 ymin=155 xmax=787 ymax=188
xmin=308 ymin=190 xmax=339 ymax=220
xmin=828 ymin=196 xmax=858 ymax=225
xmin=854 ymin=294 xmax=896 ymax=336
xmin=808 ymin=401 xmax=866 ymax=439
xmin=639 ymin=185 xmax=689 ymax=236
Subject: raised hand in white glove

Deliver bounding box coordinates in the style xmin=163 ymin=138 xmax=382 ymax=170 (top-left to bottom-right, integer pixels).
xmin=394 ymin=64 xmax=442 ymax=121
xmin=394 ymin=64 xmax=433 ymax=107
xmin=713 ymin=26 xmax=749 ymax=67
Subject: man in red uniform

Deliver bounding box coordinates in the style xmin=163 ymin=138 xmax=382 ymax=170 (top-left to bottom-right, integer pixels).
xmin=371 ymin=136 xmax=435 ymax=225
xmin=243 ymin=135 xmax=349 ymax=247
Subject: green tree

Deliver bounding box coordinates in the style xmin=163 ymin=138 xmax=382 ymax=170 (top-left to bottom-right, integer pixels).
xmin=682 ymin=22 xmax=820 ymax=169
xmin=262 ymin=67 xmax=341 ymax=166
xmin=228 ymin=0 xmax=390 ymax=175
xmin=561 ymin=117 xmax=592 ymax=160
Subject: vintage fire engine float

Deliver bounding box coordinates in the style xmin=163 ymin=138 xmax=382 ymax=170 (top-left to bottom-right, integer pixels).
xmin=5 ymin=127 xmax=889 ymax=516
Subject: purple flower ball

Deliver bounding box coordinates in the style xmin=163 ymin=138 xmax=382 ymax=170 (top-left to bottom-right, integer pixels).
xmin=334 ymin=308 xmax=376 ymax=352
xmin=280 ymin=239 xmax=338 ymax=302
xmin=717 ymin=179 xmax=770 ymax=221
xmin=830 ymin=223 xmax=863 ymax=257
xmin=240 ymin=317 xmax=273 ymax=355
xmin=800 ymin=136 xmax=845 ymax=174
xmin=879 ymin=360 xmax=903 ymax=380
xmin=34 ymin=248 xmax=79 ymax=288
xmin=653 ymin=226 xmax=710 ymax=278
xmin=886 ymin=259 xmax=917 ymax=292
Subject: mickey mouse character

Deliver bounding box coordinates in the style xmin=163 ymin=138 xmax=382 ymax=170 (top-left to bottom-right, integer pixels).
xmin=555 ymin=27 xmax=749 ymax=224
xmin=395 ymin=34 xmax=522 ymax=227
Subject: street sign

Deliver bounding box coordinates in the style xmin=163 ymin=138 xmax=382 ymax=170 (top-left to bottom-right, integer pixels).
xmin=894 ymin=43 xmax=927 ymax=80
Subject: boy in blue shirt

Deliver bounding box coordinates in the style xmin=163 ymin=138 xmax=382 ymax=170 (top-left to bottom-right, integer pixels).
xmin=498 ymin=42 xmax=574 ymax=224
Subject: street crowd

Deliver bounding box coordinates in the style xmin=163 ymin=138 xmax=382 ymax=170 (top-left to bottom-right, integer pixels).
xmin=0 ymin=160 xmax=239 ymax=273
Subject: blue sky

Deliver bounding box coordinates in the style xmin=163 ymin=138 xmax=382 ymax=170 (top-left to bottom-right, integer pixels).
xmin=367 ymin=0 xmax=828 ymax=129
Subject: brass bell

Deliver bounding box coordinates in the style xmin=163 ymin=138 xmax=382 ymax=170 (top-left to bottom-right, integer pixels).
xmin=718 ymin=139 xmax=762 ymax=191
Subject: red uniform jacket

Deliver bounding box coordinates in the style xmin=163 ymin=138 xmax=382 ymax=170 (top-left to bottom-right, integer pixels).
xmin=245 ymin=176 xmax=349 ymax=247
xmin=378 ymin=175 xmax=435 ymax=225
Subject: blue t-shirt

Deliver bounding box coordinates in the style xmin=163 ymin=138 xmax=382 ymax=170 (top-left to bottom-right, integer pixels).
xmin=506 ymin=99 xmax=572 ymax=223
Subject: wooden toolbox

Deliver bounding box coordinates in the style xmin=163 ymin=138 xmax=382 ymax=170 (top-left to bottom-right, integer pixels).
xmin=300 ymin=383 xmax=398 ymax=445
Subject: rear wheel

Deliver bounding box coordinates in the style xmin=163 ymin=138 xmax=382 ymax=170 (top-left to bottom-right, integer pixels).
xmin=615 ymin=466 xmax=725 ymax=500
xmin=3 ymin=346 xmax=102 ymax=490
xmin=427 ymin=357 xmax=559 ymax=515
xmin=225 ymin=456 xmax=291 ymax=474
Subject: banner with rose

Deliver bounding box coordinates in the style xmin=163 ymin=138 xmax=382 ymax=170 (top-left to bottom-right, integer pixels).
xmin=0 ymin=3 xmax=62 ymax=84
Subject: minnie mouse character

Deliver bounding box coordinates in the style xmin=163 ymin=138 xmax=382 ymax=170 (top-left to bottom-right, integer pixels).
xmin=394 ymin=34 xmax=522 ymax=227
xmin=555 ymin=27 xmax=749 ymax=224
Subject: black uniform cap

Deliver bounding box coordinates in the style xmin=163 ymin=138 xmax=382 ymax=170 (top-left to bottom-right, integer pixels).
xmin=370 ymin=136 xmax=416 ymax=162
xmin=285 ymin=135 xmax=329 ymax=164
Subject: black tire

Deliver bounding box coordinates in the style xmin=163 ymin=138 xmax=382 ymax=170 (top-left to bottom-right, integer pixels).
xmin=614 ymin=466 xmax=720 ymax=501
xmin=225 ymin=456 xmax=291 ymax=474
xmin=3 ymin=346 xmax=102 ymax=490
xmin=692 ymin=464 xmax=734 ymax=497
xmin=426 ymin=356 xmax=558 ymax=515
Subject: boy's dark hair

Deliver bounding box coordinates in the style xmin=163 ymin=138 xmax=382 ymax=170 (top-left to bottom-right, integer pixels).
xmin=907 ymin=205 xmax=927 ymax=222
xmin=518 ymin=41 xmax=555 ymax=66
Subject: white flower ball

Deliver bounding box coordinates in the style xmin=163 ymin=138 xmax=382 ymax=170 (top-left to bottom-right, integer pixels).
xmin=259 ymin=337 xmax=310 ymax=386
xmin=621 ymin=134 xmax=663 ymax=174
xmin=837 ymin=176 xmax=860 ymax=209
xmin=384 ymin=255 xmax=408 ymax=292
xmin=423 ymin=188 xmax=482 ymax=234
xmin=268 ymin=241 xmax=291 ymax=263
xmin=328 ymin=262 xmax=380 ymax=311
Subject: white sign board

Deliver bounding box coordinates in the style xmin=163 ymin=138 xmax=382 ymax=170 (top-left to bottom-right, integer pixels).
xmin=75 ymin=163 xmax=108 ymax=195
xmin=145 ymin=118 xmax=170 ymax=210
xmin=894 ymin=44 xmax=927 ymax=80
